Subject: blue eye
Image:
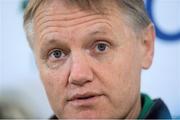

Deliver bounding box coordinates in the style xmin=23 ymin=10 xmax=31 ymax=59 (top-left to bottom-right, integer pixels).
xmin=49 ymin=49 xmax=65 ymax=60
xmin=95 ymin=43 xmax=108 ymax=52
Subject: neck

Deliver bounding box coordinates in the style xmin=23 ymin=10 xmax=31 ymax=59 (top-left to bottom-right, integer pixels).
xmin=125 ymin=95 xmax=141 ymax=119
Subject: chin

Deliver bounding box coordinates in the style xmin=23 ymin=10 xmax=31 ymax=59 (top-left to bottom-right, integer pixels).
xmin=61 ymin=110 xmax=107 ymax=119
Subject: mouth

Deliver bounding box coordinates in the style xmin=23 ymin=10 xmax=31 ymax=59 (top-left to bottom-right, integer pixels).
xmin=67 ymin=92 xmax=103 ymax=106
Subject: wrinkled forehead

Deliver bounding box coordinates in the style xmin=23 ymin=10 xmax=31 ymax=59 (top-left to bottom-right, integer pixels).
xmin=33 ymin=0 xmax=124 ymax=34
xmin=32 ymin=0 xmax=131 ymax=49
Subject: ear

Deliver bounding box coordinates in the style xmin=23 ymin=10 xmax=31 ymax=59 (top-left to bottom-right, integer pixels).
xmin=141 ymin=24 xmax=155 ymax=69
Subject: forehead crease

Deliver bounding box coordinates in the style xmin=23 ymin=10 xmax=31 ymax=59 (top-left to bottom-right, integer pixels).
xmin=39 ymin=21 xmax=112 ymax=44
xmin=34 ymin=10 xmax=105 ymax=28
xmin=35 ymin=11 xmax=111 ymax=36
xmin=34 ymin=9 xmax=89 ymax=25
xmin=37 ymin=17 xmax=111 ymax=36
xmin=40 ymin=30 xmax=59 ymax=43
xmin=34 ymin=8 xmax=85 ymax=20
xmin=34 ymin=6 xmax=97 ymax=23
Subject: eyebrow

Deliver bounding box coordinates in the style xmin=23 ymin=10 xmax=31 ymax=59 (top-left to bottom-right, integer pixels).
xmin=41 ymin=38 xmax=69 ymax=49
xmin=89 ymin=30 xmax=107 ymax=36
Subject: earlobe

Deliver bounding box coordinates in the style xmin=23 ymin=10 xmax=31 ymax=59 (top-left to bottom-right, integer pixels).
xmin=142 ymin=24 xmax=155 ymax=70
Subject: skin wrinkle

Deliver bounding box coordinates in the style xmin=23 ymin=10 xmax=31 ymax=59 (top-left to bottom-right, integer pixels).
xmin=38 ymin=19 xmax=112 ymax=41
xmin=37 ymin=17 xmax=110 ymax=33
xmin=38 ymin=19 xmax=113 ymax=45
xmin=32 ymin=2 xmax=139 ymax=49
xmin=35 ymin=13 xmax=100 ymax=30
xmin=41 ymin=22 xmax=112 ymax=41
xmin=35 ymin=11 xmax=100 ymax=26
xmin=33 ymin=3 xmax=116 ymax=45
xmin=34 ymin=7 xmax=103 ymax=29
xmin=34 ymin=11 xmax=111 ymax=38
xmin=34 ymin=8 xmax=86 ymax=20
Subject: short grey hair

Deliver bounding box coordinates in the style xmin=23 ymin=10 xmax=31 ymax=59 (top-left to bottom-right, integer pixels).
xmin=23 ymin=0 xmax=151 ymax=49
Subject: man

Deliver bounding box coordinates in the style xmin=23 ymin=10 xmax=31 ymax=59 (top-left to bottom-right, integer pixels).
xmin=23 ymin=0 xmax=171 ymax=119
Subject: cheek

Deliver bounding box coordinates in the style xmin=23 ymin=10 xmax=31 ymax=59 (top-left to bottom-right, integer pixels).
xmin=112 ymin=46 xmax=141 ymax=92
xmin=96 ymin=44 xmax=141 ymax=111
xmin=39 ymin=64 xmax=69 ymax=113
xmin=103 ymin=46 xmax=140 ymax=88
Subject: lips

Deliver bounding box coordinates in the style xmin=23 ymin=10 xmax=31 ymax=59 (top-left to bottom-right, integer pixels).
xmin=67 ymin=92 xmax=102 ymax=106
xmin=68 ymin=92 xmax=101 ymax=101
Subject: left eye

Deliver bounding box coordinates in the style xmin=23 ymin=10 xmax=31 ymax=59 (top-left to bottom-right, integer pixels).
xmin=48 ymin=49 xmax=66 ymax=60
xmin=95 ymin=42 xmax=109 ymax=52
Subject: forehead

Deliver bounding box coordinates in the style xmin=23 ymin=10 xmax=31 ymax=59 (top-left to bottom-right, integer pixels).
xmin=32 ymin=0 xmax=135 ymax=48
xmin=37 ymin=0 xmax=118 ymax=12
xmin=34 ymin=1 xmax=124 ymax=35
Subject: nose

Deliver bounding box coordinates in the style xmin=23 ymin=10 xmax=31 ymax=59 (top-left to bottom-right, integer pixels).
xmin=68 ymin=53 xmax=93 ymax=86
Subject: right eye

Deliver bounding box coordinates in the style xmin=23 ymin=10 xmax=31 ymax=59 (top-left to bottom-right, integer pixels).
xmin=48 ymin=49 xmax=66 ymax=61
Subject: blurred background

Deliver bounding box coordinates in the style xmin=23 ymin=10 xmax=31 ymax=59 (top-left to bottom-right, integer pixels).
xmin=0 ymin=0 xmax=180 ymax=119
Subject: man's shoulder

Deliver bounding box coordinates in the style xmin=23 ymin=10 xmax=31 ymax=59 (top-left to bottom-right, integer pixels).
xmin=138 ymin=94 xmax=171 ymax=119
xmin=145 ymin=98 xmax=171 ymax=119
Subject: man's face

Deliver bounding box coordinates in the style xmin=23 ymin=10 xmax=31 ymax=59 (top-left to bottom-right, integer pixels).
xmin=33 ymin=0 xmax=153 ymax=118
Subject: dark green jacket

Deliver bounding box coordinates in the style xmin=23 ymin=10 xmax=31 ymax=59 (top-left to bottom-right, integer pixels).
xmin=138 ymin=94 xmax=171 ymax=119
